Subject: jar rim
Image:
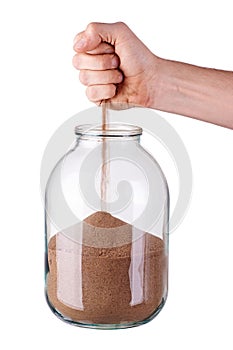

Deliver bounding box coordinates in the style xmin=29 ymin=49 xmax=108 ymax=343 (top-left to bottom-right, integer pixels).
xmin=75 ymin=123 xmax=143 ymax=137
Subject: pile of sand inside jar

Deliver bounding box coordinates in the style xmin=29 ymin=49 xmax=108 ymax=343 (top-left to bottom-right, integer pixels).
xmin=47 ymin=211 xmax=167 ymax=325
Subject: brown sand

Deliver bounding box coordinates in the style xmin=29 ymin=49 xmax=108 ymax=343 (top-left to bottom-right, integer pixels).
xmin=100 ymin=102 xmax=109 ymax=211
xmin=47 ymin=211 xmax=167 ymax=325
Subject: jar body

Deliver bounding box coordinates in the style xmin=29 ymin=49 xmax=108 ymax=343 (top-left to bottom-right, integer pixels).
xmin=45 ymin=124 xmax=169 ymax=329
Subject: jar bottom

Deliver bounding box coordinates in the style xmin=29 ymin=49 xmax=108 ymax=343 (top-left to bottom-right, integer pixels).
xmin=45 ymin=291 xmax=167 ymax=329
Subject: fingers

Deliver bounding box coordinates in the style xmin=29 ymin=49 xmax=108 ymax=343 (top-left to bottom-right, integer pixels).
xmin=79 ymin=69 xmax=123 ymax=86
xmin=87 ymin=42 xmax=115 ymax=55
xmin=79 ymin=69 xmax=123 ymax=103
xmin=73 ymin=29 xmax=101 ymax=53
xmin=73 ymin=52 xmax=119 ymax=70
xmin=86 ymin=84 xmax=117 ymax=102
xmin=73 ymin=23 xmax=128 ymax=104
xmin=73 ymin=22 xmax=128 ymax=53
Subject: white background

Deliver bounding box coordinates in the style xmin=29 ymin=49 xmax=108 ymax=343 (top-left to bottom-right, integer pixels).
xmin=0 ymin=0 xmax=233 ymax=348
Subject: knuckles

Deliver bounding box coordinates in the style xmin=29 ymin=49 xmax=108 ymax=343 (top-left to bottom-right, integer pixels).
xmin=86 ymin=21 xmax=128 ymax=32
xmin=86 ymin=22 xmax=98 ymax=33
xmin=115 ymin=21 xmax=128 ymax=30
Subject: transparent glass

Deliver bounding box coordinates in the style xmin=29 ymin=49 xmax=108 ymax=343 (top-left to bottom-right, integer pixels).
xmin=45 ymin=123 xmax=169 ymax=329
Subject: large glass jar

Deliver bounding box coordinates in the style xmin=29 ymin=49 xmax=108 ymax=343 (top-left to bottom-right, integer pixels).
xmin=45 ymin=123 xmax=169 ymax=329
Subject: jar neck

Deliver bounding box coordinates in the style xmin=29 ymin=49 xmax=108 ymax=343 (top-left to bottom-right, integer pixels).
xmin=76 ymin=135 xmax=141 ymax=144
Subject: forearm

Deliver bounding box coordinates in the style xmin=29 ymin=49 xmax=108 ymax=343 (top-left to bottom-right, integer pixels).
xmin=151 ymin=58 xmax=233 ymax=129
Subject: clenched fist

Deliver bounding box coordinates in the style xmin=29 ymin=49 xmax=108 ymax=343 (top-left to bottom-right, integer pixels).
xmin=73 ymin=22 xmax=159 ymax=108
xmin=73 ymin=22 xmax=233 ymax=129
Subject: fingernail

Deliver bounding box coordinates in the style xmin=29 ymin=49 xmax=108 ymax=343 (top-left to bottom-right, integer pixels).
xmin=112 ymin=56 xmax=119 ymax=68
xmin=74 ymin=38 xmax=86 ymax=50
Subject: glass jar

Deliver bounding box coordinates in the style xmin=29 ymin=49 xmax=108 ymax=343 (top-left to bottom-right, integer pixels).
xmin=45 ymin=123 xmax=169 ymax=329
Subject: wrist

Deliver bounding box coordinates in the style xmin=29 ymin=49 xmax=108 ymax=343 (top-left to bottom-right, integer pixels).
xmin=149 ymin=58 xmax=219 ymax=118
xmin=146 ymin=56 xmax=169 ymax=110
xmin=146 ymin=55 xmax=233 ymax=129
xmin=148 ymin=57 xmax=202 ymax=116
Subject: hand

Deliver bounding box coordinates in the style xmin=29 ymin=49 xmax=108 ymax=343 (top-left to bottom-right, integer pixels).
xmin=73 ymin=22 xmax=159 ymax=108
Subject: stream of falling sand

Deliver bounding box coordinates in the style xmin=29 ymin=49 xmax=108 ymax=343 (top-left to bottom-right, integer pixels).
xmin=101 ymin=102 xmax=109 ymax=212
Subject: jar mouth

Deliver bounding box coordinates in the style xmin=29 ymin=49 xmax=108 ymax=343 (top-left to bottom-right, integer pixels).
xmin=75 ymin=123 xmax=142 ymax=137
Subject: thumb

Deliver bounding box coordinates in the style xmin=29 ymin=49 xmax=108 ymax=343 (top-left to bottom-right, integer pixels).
xmin=73 ymin=22 xmax=128 ymax=52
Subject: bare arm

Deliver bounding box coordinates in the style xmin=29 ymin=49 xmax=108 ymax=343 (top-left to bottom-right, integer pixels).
xmin=73 ymin=22 xmax=233 ymax=129
xmin=152 ymin=58 xmax=233 ymax=129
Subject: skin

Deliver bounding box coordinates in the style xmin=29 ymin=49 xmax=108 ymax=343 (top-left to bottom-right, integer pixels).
xmin=73 ymin=22 xmax=233 ymax=129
